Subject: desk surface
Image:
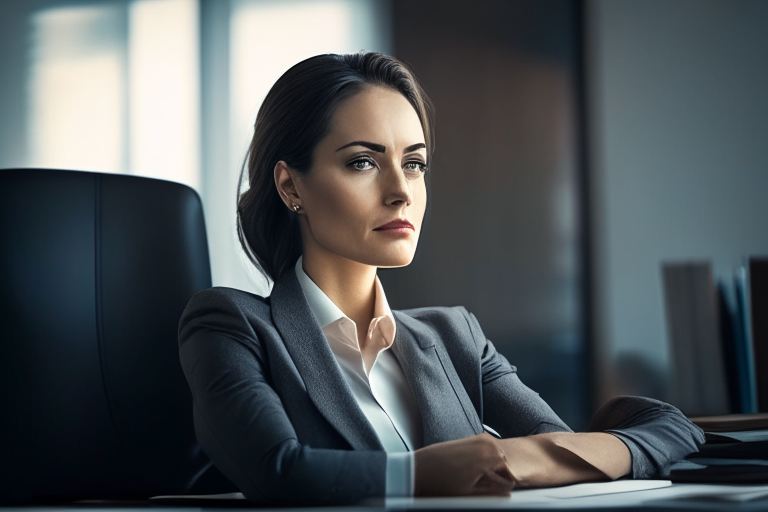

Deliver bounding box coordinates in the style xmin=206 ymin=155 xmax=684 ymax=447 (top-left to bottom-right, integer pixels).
xmin=381 ymin=480 xmax=768 ymax=510
xmin=6 ymin=481 xmax=768 ymax=512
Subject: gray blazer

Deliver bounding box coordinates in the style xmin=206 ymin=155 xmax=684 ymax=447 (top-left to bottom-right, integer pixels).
xmin=178 ymin=266 xmax=704 ymax=505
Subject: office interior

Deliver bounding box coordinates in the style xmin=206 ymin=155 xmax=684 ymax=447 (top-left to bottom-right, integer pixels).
xmin=1 ymin=0 xmax=768 ymax=505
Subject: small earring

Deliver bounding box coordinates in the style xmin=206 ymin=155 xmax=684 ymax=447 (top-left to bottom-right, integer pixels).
xmin=291 ymin=203 xmax=301 ymax=213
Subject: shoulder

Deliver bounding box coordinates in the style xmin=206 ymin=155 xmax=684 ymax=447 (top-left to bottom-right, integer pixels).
xmin=393 ymin=305 xmax=482 ymax=350
xmin=393 ymin=304 xmax=470 ymax=326
xmin=184 ymin=286 xmax=270 ymax=315
xmin=178 ymin=286 xmax=274 ymax=345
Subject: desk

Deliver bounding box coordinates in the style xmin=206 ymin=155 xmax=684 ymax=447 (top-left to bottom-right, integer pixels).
xmin=381 ymin=480 xmax=768 ymax=510
xmin=39 ymin=481 xmax=768 ymax=512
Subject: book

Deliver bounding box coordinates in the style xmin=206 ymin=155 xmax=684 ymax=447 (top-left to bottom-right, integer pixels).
xmin=735 ymin=265 xmax=758 ymax=413
xmin=670 ymin=462 xmax=768 ymax=484
xmin=671 ymin=413 xmax=768 ymax=484
xmin=717 ymin=283 xmax=744 ymax=413
xmin=749 ymin=258 xmax=768 ymax=412
xmin=670 ymin=439 xmax=768 ymax=484
xmin=662 ymin=262 xmax=730 ymax=416
xmin=733 ymin=258 xmax=768 ymax=413
xmin=689 ymin=413 xmax=768 ymax=432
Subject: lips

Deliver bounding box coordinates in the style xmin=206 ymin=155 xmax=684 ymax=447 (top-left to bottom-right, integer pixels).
xmin=374 ymin=219 xmax=414 ymax=230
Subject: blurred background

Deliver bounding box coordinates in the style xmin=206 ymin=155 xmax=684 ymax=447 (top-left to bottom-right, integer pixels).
xmin=1 ymin=0 xmax=767 ymax=431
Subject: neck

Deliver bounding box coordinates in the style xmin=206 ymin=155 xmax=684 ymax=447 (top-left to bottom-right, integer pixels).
xmin=300 ymin=246 xmax=377 ymax=334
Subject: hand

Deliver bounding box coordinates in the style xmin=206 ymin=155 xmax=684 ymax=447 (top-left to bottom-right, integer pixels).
xmin=413 ymin=433 xmax=515 ymax=497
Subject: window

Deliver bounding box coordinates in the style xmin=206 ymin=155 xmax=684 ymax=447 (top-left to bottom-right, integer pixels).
xmin=23 ymin=0 xmax=390 ymax=295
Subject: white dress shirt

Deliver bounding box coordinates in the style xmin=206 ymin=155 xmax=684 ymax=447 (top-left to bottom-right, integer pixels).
xmin=294 ymin=256 xmax=422 ymax=496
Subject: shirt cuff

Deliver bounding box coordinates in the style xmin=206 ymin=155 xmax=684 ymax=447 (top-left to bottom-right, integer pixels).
xmin=385 ymin=452 xmax=414 ymax=496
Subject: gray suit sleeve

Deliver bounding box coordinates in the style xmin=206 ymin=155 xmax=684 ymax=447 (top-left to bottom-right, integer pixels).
xmin=178 ymin=289 xmax=386 ymax=504
xmin=462 ymin=308 xmax=573 ymax=437
xmin=589 ymin=396 xmax=705 ymax=479
xmin=462 ymin=308 xmax=705 ymax=479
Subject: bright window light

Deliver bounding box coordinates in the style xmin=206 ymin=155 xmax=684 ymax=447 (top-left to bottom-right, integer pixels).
xmin=28 ymin=0 xmax=200 ymax=190
xmin=128 ymin=0 xmax=200 ymax=190
xmin=28 ymin=5 xmax=125 ymax=174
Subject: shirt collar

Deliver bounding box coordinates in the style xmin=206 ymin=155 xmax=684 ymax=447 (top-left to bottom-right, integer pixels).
xmin=294 ymin=255 xmax=396 ymax=346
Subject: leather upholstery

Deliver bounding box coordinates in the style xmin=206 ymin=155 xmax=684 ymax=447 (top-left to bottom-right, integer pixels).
xmin=0 ymin=168 xmax=229 ymax=503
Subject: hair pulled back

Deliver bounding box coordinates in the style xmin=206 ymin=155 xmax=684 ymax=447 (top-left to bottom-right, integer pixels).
xmin=236 ymin=52 xmax=434 ymax=284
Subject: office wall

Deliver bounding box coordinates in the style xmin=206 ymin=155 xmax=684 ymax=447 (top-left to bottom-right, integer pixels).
xmin=0 ymin=0 xmax=36 ymax=169
xmin=587 ymin=0 xmax=768 ymax=404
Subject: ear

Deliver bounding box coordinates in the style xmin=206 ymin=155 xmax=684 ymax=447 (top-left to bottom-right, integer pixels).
xmin=274 ymin=161 xmax=302 ymax=212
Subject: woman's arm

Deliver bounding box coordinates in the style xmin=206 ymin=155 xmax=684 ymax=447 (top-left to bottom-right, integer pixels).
xmin=493 ymin=432 xmax=630 ymax=488
xmin=461 ymin=307 xmax=572 ymax=438
xmin=179 ymin=290 xmax=516 ymax=503
xmin=461 ymin=308 xmax=704 ymax=482
xmin=179 ymin=289 xmax=387 ymax=504
xmin=588 ymin=395 xmax=705 ymax=479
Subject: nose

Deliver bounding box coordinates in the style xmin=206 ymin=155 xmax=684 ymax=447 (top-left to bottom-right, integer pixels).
xmin=382 ymin=159 xmax=413 ymax=207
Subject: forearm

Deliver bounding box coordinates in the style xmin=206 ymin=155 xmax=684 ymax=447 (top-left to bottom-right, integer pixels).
xmin=194 ymin=408 xmax=387 ymax=504
xmin=494 ymin=432 xmax=631 ymax=488
xmin=256 ymin=439 xmax=387 ymax=503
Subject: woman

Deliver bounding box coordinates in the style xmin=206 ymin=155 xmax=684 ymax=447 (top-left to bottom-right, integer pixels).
xmin=178 ymin=52 xmax=703 ymax=504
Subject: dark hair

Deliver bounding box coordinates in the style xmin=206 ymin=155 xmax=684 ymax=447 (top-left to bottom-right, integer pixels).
xmin=236 ymin=52 xmax=435 ymax=283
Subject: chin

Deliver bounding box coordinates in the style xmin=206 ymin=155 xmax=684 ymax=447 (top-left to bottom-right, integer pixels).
xmin=375 ymin=254 xmax=415 ymax=269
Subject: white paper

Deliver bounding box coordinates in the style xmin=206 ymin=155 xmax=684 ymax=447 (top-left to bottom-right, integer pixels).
xmin=384 ymin=480 xmax=672 ymax=509
xmin=150 ymin=492 xmax=246 ymax=500
xmin=544 ymin=479 xmax=671 ymax=498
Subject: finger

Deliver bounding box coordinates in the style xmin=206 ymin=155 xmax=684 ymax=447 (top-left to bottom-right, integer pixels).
xmin=472 ymin=485 xmax=508 ymax=496
xmin=472 ymin=476 xmax=514 ymax=497
xmin=493 ymin=449 xmax=516 ymax=482
xmin=494 ymin=459 xmax=515 ymax=483
xmin=477 ymin=467 xmax=516 ymax=492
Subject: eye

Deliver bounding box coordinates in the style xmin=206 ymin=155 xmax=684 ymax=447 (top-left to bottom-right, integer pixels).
xmin=348 ymin=157 xmax=376 ymax=171
xmin=403 ymin=161 xmax=428 ymax=176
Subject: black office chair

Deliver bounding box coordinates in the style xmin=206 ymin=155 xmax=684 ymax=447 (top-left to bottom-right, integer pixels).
xmin=0 ymin=168 xmax=234 ymax=504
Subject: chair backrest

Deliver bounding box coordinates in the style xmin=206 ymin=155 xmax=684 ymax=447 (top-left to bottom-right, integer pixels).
xmin=0 ymin=168 xmax=227 ymax=503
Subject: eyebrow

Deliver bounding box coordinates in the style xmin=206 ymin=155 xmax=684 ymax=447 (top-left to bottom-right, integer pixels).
xmin=404 ymin=143 xmax=427 ymax=153
xmin=336 ymin=141 xmax=385 ymax=153
xmin=335 ymin=141 xmax=427 ymax=154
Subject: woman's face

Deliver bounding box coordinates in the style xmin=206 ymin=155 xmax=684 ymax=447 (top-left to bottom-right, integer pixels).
xmin=292 ymin=85 xmax=428 ymax=268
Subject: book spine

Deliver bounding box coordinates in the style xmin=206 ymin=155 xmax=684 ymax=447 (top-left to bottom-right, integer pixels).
xmin=730 ymin=272 xmax=751 ymax=413
xmin=663 ymin=263 xmax=700 ymax=414
xmin=662 ymin=262 xmax=729 ymax=416
xmin=736 ymin=266 xmax=758 ymax=413
xmin=751 ymin=258 xmax=768 ymax=413
xmin=717 ymin=282 xmax=741 ymax=413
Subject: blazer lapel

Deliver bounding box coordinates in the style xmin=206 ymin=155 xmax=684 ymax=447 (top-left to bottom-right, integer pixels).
xmin=270 ymin=267 xmax=383 ymax=451
xmin=391 ymin=311 xmax=483 ymax=446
